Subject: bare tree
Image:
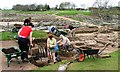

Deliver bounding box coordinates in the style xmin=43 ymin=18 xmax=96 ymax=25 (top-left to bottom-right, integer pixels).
xmin=92 ymin=0 xmax=110 ymax=19
xmin=91 ymin=0 xmax=118 ymax=25
xmin=93 ymin=0 xmax=110 ymax=9
xmin=55 ymin=5 xmax=58 ymax=10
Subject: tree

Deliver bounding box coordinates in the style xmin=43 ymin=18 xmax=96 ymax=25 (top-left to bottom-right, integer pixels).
xmin=37 ymin=4 xmax=44 ymax=11
xmin=91 ymin=0 xmax=118 ymax=24
xmin=71 ymin=3 xmax=76 ymax=9
xmin=12 ymin=4 xmax=51 ymax=11
xmin=44 ymin=4 xmax=50 ymax=10
xmin=59 ymin=2 xmax=65 ymax=10
xmin=55 ymin=5 xmax=58 ymax=10
xmin=29 ymin=4 xmax=36 ymax=11
xmin=59 ymin=2 xmax=76 ymax=10
xmin=12 ymin=4 xmax=22 ymax=10
xmin=23 ymin=5 xmax=29 ymax=11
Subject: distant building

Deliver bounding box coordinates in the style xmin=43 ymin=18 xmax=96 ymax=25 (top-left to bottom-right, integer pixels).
xmin=76 ymin=8 xmax=86 ymax=10
xmin=88 ymin=7 xmax=98 ymax=11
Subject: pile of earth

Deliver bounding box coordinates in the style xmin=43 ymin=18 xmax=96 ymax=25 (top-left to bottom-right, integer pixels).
xmin=29 ymin=57 xmax=49 ymax=67
xmin=33 ymin=38 xmax=47 ymax=44
xmin=2 ymin=47 xmax=19 ymax=54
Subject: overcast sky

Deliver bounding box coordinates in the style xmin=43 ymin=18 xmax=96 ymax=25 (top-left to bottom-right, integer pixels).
xmin=0 ymin=0 xmax=119 ymax=9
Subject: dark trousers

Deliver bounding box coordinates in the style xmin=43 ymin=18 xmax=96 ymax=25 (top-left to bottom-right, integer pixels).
xmin=63 ymin=44 xmax=70 ymax=51
xmin=18 ymin=37 xmax=30 ymax=60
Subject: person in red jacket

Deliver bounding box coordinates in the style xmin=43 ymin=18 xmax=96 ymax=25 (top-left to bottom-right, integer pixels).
xmin=18 ymin=23 xmax=34 ymax=62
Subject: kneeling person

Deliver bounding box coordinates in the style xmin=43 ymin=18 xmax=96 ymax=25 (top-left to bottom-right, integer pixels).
xmin=57 ymin=34 xmax=71 ymax=51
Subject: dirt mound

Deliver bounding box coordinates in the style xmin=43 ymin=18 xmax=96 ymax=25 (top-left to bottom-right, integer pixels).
xmin=29 ymin=57 xmax=49 ymax=67
xmin=75 ymin=27 xmax=98 ymax=33
xmin=58 ymin=51 xmax=74 ymax=57
xmin=75 ymin=43 xmax=84 ymax=46
xmin=33 ymin=38 xmax=47 ymax=44
xmin=2 ymin=47 xmax=19 ymax=54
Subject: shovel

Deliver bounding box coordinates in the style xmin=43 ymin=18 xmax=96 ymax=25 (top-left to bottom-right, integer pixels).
xmin=58 ymin=61 xmax=73 ymax=72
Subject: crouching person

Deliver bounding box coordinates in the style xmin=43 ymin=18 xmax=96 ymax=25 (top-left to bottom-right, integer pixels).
xmin=66 ymin=25 xmax=76 ymax=37
xmin=47 ymin=33 xmax=57 ymax=64
xmin=57 ymin=34 xmax=71 ymax=52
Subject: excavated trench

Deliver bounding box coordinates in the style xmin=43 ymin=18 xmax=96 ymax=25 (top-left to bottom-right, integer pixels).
xmin=29 ymin=57 xmax=49 ymax=67
xmin=27 ymin=26 xmax=120 ymax=67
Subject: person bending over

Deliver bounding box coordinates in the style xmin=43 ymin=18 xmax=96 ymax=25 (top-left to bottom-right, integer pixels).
xmin=57 ymin=34 xmax=71 ymax=51
xmin=24 ymin=17 xmax=31 ymax=26
xmin=66 ymin=25 xmax=76 ymax=37
xmin=18 ymin=23 xmax=34 ymax=62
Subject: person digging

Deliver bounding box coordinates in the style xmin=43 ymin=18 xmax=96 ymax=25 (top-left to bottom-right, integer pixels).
xmin=18 ymin=23 xmax=34 ymax=62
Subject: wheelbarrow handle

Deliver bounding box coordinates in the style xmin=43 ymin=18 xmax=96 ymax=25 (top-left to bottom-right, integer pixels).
xmin=29 ymin=45 xmax=33 ymax=56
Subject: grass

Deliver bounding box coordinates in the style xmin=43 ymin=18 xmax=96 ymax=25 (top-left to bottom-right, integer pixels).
xmin=1 ymin=10 xmax=19 ymax=13
xmin=1 ymin=10 xmax=91 ymax=23
xmin=1 ymin=10 xmax=91 ymax=15
xmin=68 ymin=50 xmax=118 ymax=70
xmin=0 ymin=30 xmax=48 ymax=41
xmin=56 ymin=10 xmax=80 ymax=15
xmin=56 ymin=10 xmax=91 ymax=16
xmin=30 ymin=50 xmax=119 ymax=71
xmin=17 ymin=10 xmax=55 ymax=14
xmin=30 ymin=60 xmax=70 ymax=72
xmin=72 ymin=17 xmax=84 ymax=22
xmin=0 ymin=31 xmax=17 ymax=41
xmin=1 ymin=10 xmax=55 ymax=14
xmin=32 ymin=30 xmax=48 ymax=38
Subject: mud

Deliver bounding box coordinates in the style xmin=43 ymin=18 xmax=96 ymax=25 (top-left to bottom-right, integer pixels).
xmin=29 ymin=57 xmax=49 ymax=67
xmin=33 ymin=38 xmax=47 ymax=44
xmin=2 ymin=47 xmax=19 ymax=54
xmin=58 ymin=51 xmax=74 ymax=57
xmin=75 ymin=43 xmax=85 ymax=46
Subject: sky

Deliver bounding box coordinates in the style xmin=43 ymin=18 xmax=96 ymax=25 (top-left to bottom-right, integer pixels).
xmin=0 ymin=0 xmax=119 ymax=9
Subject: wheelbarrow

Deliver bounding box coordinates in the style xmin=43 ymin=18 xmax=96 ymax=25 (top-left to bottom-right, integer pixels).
xmin=75 ymin=43 xmax=110 ymax=61
xmin=1 ymin=46 xmax=21 ymax=67
xmin=12 ymin=24 xmax=22 ymax=32
xmin=75 ymin=48 xmax=100 ymax=61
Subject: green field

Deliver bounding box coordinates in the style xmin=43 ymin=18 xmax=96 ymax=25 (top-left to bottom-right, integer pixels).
xmin=1 ymin=10 xmax=91 ymax=23
xmin=56 ymin=10 xmax=91 ymax=16
xmin=0 ymin=30 xmax=48 ymax=41
xmin=1 ymin=10 xmax=91 ymax=16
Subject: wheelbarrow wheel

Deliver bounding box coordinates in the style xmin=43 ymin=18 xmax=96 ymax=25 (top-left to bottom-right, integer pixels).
xmin=12 ymin=28 xmax=18 ymax=32
xmin=78 ymin=54 xmax=84 ymax=62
